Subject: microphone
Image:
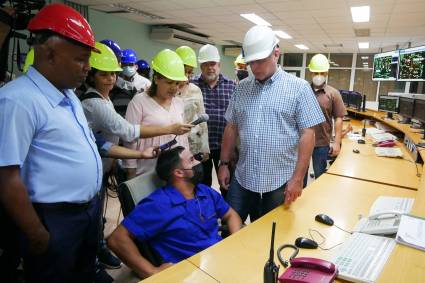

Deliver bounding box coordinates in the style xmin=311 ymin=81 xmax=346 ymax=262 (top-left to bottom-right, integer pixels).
xmin=191 ymin=114 xmax=209 ymax=126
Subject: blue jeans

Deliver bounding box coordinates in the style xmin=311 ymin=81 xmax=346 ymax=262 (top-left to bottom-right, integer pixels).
xmin=226 ymin=177 xmax=286 ymax=223
xmin=312 ymin=146 xmax=330 ymax=179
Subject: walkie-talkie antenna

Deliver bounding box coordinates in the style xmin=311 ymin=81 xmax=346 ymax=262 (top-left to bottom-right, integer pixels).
xmin=264 ymin=222 xmax=279 ymax=283
xmin=269 ymin=222 xmax=276 ymax=262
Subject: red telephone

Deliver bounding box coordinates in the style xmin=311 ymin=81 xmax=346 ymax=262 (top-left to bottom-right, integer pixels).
xmin=373 ymin=140 xmax=396 ymax=147
xmin=278 ymin=257 xmax=338 ymax=283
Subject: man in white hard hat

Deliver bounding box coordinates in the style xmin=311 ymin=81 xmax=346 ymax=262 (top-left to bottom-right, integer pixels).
xmin=307 ymin=54 xmax=347 ymax=179
xmin=218 ymin=26 xmax=325 ymax=222
xmin=192 ymin=44 xmax=236 ymax=196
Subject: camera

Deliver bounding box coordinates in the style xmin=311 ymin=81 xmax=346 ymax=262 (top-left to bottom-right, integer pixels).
xmin=0 ymin=0 xmax=45 ymax=30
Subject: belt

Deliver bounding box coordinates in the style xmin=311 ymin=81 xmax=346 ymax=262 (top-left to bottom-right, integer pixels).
xmin=32 ymin=192 xmax=101 ymax=211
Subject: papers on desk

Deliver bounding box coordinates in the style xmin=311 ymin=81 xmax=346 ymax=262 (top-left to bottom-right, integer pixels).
xmin=370 ymin=132 xmax=397 ymax=142
xmin=365 ymin=128 xmax=384 ymax=135
xmin=374 ymin=147 xmax=403 ymax=158
xmin=396 ymin=215 xmax=425 ymax=251
xmin=347 ymin=132 xmax=363 ymax=141
xmin=369 ymin=196 xmax=414 ymax=215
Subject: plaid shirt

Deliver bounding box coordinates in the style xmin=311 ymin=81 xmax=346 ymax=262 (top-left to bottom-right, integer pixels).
xmin=225 ymin=68 xmax=325 ymax=193
xmin=192 ymin=74 xmax=236 ymax=151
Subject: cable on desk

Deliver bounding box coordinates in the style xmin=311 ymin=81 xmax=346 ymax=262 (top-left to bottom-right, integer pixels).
xmin=401 ymin=157 xmax=421 ymax=177
xmin=308 ymin=229 xmax=345 ymax=251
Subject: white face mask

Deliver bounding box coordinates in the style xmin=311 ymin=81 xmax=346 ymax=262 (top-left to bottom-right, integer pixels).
xmin=122 ymin=66 xmax=137 ymax=78
xmin=312 ymin=75 xmax=326 ymax=87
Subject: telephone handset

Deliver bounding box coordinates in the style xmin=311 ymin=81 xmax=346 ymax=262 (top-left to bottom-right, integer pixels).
xmin=353 ymin=211 xmax=402 ymax=235
xmin=368 ymin=211 xmax=402 ymax=220
xmin=278 ymin=257 xmax=338 ymax=283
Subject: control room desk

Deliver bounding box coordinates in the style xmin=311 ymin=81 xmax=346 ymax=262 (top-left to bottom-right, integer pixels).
xmin=140 ymin=259 xmax=217 ymax=283
xmin=186 ymin=174 xmax=417 ymax=283
xmin=326 ymin=134 xmax=421 ymax=190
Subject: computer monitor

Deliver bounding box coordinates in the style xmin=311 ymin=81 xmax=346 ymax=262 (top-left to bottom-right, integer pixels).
xmin=398 ymin=97 xmax=415 ymax=124
xmin=413 ymin=98 xmax=425 ymax=139
xmin=349 ymin=92 xmax=363 ymax=111
xmin=398 ymin=46 xmax=425 ymax=81
xmin=413 ymin=98 xmax=425 ymax=123
xmin=378 ymin=95 xmax=399 ymax=119
xmin=340 ymin=90 xmax=350 ymax=106
xmin=372 ymin=51 xmax=398 ymax=81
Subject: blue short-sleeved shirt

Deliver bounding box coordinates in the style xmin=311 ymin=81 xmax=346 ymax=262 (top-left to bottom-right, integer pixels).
xmin=122 ymin=183 xmax=230 ymax=263
xmin=225 ymin=68 xmax=325 ymax=193
xmin=0 ymin=67 xmax=102 ymax=203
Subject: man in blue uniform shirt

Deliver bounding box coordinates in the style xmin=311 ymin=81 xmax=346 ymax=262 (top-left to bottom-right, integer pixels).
xmin=107 ymin=146 xmax=242 ymax=278
xmin=0 ymin=4 xmax=103 ymax=282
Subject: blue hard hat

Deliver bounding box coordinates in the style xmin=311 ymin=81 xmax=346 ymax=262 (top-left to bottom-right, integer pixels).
xmin=121 ymin=49 xmax=138 ymax=64
xmin=100 ymin=39 xmax=122 ymax=60
xmin=136 ymin=59 xmax=150 ymax=70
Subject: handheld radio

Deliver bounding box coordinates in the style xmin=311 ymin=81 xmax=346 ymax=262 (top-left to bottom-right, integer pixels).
xmin=264 ymin=222 xmax=280 ymax=283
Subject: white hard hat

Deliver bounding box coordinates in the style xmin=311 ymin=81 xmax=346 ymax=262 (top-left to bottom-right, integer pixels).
xmin=242 ymin=25 xmax=279 ymax=63
xmin=198 ymin=44 xmax=220 ymax=64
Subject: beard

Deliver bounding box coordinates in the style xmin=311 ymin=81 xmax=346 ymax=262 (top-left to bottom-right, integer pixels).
xmin=204 ymin=72 xmax=218 ymax=82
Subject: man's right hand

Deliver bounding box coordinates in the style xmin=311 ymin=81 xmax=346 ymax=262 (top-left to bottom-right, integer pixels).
xmin=151 ymin=262 xmax=173 ymax=275
xmin=168 ymin=123 xmax=193 ymax=135
xmin=28 ymin=228 xmax=50 ymax=255
xmin=218 ymin=165 xmax=231 ymax=190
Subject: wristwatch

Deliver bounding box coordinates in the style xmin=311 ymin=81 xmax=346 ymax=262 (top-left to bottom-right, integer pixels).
xmin=218 ymin=160 xmax=230 ymax=167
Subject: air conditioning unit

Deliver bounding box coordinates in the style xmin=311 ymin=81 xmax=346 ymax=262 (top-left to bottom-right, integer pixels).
xmin=150 ymin=27 xmax=213 ymax=48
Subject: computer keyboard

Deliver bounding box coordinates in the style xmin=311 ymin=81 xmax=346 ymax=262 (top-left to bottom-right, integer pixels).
xmin=332 ymin=233 xmax=396 ymax=283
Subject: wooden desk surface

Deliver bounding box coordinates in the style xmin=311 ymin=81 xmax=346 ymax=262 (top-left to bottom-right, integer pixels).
xmin=140 ymin=260 xmax=216 ymax=283
xmin=327 ymin=124 xmax=422 ymax=190
xmin=187 ymin=174 xmax=417 ymax=283
xmin=347 ymin=107 xmax=425 ymax=159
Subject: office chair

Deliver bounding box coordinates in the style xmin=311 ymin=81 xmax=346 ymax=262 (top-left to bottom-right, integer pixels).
xmin=117 ymin=170 xmax=165 ymax=266
xmin=117 ymin=170 xmax=231 ymax=265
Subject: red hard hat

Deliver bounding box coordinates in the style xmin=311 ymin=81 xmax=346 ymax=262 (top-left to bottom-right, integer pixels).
xmin=27 ymin=3 xmax=96 ymax=49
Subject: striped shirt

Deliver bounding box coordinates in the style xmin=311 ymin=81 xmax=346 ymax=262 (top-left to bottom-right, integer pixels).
xmin=192 ymin=74 xmax=236 ymax=151
xmin=225 ymin=68 xmax=325 ymax=193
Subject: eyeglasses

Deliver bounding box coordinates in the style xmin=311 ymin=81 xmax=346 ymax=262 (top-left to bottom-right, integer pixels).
xmin=193 ymin=152 xmax=204 ymax=161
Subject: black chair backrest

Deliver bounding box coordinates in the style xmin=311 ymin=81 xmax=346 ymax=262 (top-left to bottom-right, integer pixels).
xmin=117 ymin=171 xmax=165 ymax=266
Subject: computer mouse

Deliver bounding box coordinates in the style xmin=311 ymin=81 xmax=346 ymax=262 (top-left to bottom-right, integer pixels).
xmin=295 ymin=237 xmax=318 ymax=249
xmin=353 ymin=149 xmax=360 ymax=154
xmin=315 ymin=214 xmax=334 ymax=226
xmin=357 ymin=139 xmax=365 ymax=144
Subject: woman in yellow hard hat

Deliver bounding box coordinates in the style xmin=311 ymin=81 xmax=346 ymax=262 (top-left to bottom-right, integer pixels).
xmin=176 ymin=46 xmax=210 ymax=162
xmin=124 ymin=49 xmax=193 ymax=178
xmin=80 ymin=42 xmax=162 ymax=164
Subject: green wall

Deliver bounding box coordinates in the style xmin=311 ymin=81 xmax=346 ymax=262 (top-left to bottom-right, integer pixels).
xmin=88 ymin=9 xmax=236 ymax=80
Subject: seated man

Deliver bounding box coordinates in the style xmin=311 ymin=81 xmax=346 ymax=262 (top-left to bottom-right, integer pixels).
xmin=107 ymin=146 xmax=242 ymax=278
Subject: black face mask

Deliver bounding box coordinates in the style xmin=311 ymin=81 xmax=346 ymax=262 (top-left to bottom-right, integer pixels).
xmin=187 ymin=163 xmax=204 ymax=185
xmin=236 ymin=69 xmax=249 ymax=81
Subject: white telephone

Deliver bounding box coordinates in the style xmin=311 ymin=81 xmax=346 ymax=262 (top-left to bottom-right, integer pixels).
xmin=353 ymin=211 xmax=402 ymax=235
xmin=353 ymin=196 xmax=414 ymax=235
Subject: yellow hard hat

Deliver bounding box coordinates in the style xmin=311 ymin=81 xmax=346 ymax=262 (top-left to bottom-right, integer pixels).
xmin=308 ymin=54 xmax=330 ymax=72
xmin=23 ymin=49 xmax=34 ymax=73
xmin=234 ymin=54 xmax=246 ymax=67
xmin=151 ymin=49 xmax=187 ymax=81
xmin=176 ymin=46 xmax=197 ymax=68
xmin=89 ymin=42 xmax=122 ymax=72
